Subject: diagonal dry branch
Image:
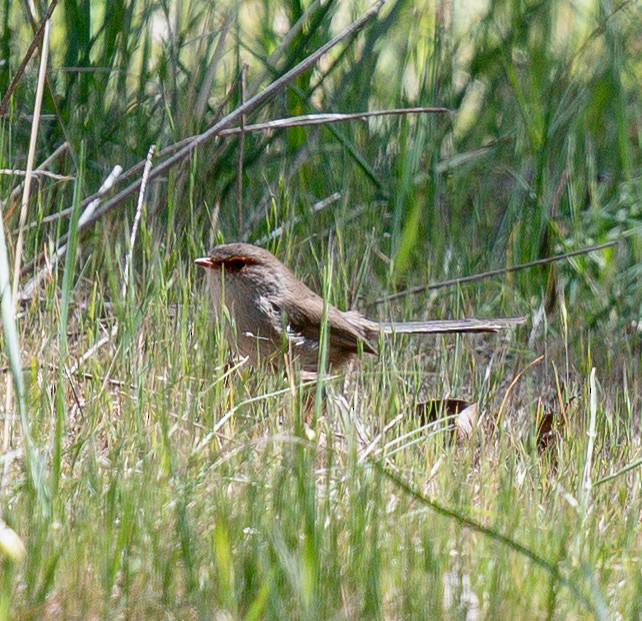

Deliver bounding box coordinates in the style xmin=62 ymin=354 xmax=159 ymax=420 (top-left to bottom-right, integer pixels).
xmin=0 ymin=0 xmax=60 ymax=116
xmin=216 ymin=107 xmax=452 ymax=135
xmin=27 ymin=67 xmax=250 ymax=233
xmin=21 ymin=0 xmax=387 ymax=281
xmin=373 ymin=240 xmax=619 ymax=305
xmin=76 ymin=0 xmax=386 ymax=233
xmin=30 ymin=107 xmax=445 ymax=234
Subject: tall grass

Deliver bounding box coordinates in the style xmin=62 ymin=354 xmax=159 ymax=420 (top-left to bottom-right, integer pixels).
xmin=0 ymin=0 xmax=641 ymax=618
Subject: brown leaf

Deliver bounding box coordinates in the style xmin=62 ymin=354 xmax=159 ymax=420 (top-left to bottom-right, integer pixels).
xmin=414 ymin=399 xmax=479 ymax=444
xmin=535 ymin=384 xmax=577 ymax=459
xmin=454 ymin=402 xmax=479 ymax=444
xmin=414 ymin=398 xmax=469 ymax=424
xmin=536 ymin=397 xmax=557 ymax=453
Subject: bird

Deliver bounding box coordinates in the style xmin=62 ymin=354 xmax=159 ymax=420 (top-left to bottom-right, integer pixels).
xmin=195 ymin=242 xmax=524 ymax=376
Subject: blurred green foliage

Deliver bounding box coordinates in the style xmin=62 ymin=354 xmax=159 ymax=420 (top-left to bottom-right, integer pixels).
xmin=2 ymin=1 xmax=640 ymax=287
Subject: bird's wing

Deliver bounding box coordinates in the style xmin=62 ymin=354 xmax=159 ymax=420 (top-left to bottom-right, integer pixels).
xmin=283 ymin=295 xmax=378 ymax=355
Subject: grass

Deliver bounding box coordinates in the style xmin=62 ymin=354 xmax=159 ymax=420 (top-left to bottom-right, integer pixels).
xmin=1 ymin=0 xmax=642 ymax=618
xmin=2 ymin=232 xmax=641 ymax=619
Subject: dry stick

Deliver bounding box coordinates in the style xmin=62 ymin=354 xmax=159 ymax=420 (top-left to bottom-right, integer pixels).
xmin=33 ymin=69 xmax=246 ymax=232
xmin=24 ymin=0 xmax=386 ymax=274
xmin=24 ymin=105 xmax=431 ymax=268
xmin=123 ymin=146 xmax=155 ymax=299
xmin=216 ymin=107 xmax=449 ymax=225
xmin=0 ymin=0 xmax=59 ymax=116
xmin=11 ymin=19 xmax=51 ymax=304
xmin=77 ymin=166 xmax=123 ymax=227
xmin=254 ymin=191 xmax=342 ymax=245
xmin=70 ymin=0 xmax=384 ymax=231
xmin=236 ymin=64 xmax=247 ymax=231
xmin=67 ymin=326 xmax=115 ymax=378
xmin=1 ymin=169 xmax=73 ymax=182
xmin=3 ymin=19 xmax=51 ymax=437
xmin=240 ymin=96 xmax=434 ymax=234
xmin=5 ymin=142 xmax=70 ymax=215
xmin=70 ymin=151 xmax=155 ymax=376
xmin=238 ymin=107 xmax=447 ymax=235
xmin=216 ymin=107 xmax=451 ymax=135
xmin=20 ymin=0 xmax=94 ymax=174
xmin=373 ymin=240 xmax=619 ymax=305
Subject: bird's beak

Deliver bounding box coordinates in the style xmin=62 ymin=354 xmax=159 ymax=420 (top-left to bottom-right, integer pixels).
xmin=195 ymin=257 xmax=216 ymax=270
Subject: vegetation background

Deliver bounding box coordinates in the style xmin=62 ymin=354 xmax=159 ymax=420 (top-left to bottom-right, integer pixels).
xmin=1 ymin=0 xmax=641 ymax=618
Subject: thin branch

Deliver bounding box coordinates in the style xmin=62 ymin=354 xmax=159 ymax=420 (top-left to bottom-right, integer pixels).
xmin=29 ymin=106 xmax=441 ymax=232
xmin=0 ymin=0 xmax=59 ymax=116
xmin=0 ymin=169 xmax=74 ymax=182
xmin=254 ymin=191 xmax=341 ymax=245
xmin=123 ymin=146 xmax=155 ymax=299
xmin=80 ymin=0 xmax=385 ymax=231
xmin=68 ymin=327 xmax=118 ymax=378
xmin=25 ymin=69 xmax=248 ymax=232
xmin=8 ymin=142 xmax=69 ymax=201
xmin=11 ymin=19 xmax=51 ymax=306
xmin=23 ymin=0 xmax=386 ymax=276
xmin=373 ymin=240 xmax=618 ymax=305
xmin=216 ymin=107 xmax=452 ymax=136
xmin=236 ymin=64 xmax=247 ymax=231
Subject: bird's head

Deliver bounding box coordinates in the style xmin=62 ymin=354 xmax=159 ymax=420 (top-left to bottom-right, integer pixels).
xmin=195 ymin=243 xmax=296 ymax=298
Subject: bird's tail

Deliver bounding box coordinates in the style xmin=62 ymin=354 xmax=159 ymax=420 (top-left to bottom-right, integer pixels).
xmin=379 ymin=317 xmax=526 ymax=335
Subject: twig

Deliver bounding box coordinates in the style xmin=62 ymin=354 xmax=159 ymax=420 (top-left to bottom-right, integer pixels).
xmin=217 ymin=107 xmax=452 ymax=135
xmin=77 ymin=0 xmax=385 ymax=233
xmin=68 ymin=326 xmax=117 ymax=377
xmin=373 ymin=240 xmax=619 ymax=305
xmin=123 ymin=146 xmax=155 ymax=299
xmin=6 ymin=142 xmax=69 ymax=206
xmin=77 ymin=165 xmax=123 ymax=227
xmin=26 ymin=63 xmax=247 ymax=232
xmin=23 ymin=0 xmax=387 ymax=276
xmin=4 ymin=16 xmax=50 ymax=431
xmin=236 ymin=64 xmax=247 ymax=231
xmin=0 ymin=169 xmax=73 ymax=182
xmin=11 ymin=19 xmax=51 ymax=305
xmin=22 ymin=161 xmax=121 ymax=229
xmin=242 ymin=106 xmax=443 ymax=235
xmin=0 ymin=0 xmax=59 ymax=116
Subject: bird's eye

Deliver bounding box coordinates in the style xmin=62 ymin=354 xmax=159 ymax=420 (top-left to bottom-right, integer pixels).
xmin=225 ymin=259 xmax=247 ymax=271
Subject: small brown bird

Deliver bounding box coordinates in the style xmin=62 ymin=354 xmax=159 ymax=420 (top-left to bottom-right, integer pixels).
xmin=195 ymin=243 xmax=524 ymax=376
